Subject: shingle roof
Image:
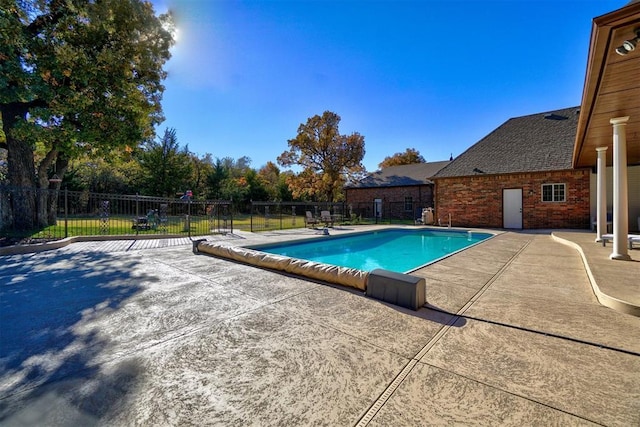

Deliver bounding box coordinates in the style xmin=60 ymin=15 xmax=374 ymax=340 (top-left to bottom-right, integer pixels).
xmin=347 ymin=161 xmax=450 ymax=188
xmin=433 ymin=106 xmax=580 ymax=178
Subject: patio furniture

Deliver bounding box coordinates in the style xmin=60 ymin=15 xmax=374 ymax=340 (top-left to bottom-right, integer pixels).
xmin=133 ymin=209 xmax=159 ymax=230
xmin=320 ymin=211 xmax=334 ymax=227
xmin=305 ymin=211 xmax=319 ymax=228
xmin=132 ymin=216 xmax=151 ymax=230
xmin=601 ymin=234 xmax=640 ymax=249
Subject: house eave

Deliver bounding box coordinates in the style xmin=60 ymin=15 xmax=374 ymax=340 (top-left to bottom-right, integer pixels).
xmin=573 ymin=2 xmax=640 ymax=168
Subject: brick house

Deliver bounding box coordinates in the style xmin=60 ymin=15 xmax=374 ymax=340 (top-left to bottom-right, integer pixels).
xmin=344 ymin=161 xmax=450 ymax=221
xmin=432 ymin=106 xmax=592 ymax=229
xmin=431 ymin=1 xmax=640 ymax=243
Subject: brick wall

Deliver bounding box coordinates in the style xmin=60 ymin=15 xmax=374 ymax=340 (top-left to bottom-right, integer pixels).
xmin=345 ymin=185 xmax=434 ymax=207
xmin=433 ymin=169 xmax=591 ymax=229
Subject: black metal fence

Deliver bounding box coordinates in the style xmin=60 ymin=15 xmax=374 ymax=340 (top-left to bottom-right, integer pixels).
xmin=248 ymin=200 xmax=426 ymax=232
xmin=249 ymin=202 xmax=348 ymax=232
xmin=0 ymin=186 xmax=233 ymax=243
xmin=348 ymin=201 xmax=426 ymax=224
xmin=0 ymin=186 xmax=435 ymax=243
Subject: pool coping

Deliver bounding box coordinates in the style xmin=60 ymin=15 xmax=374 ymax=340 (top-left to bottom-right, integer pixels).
xmin=244 ymin=227 xmax=497 ymax=274
xmin=195 ymin=227 xmax=499 ymax=289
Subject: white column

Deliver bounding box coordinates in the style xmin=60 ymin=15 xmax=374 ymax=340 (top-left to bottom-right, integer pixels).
xmin=595 ymin=147 xmax=607 ymax=242
xmin=609 ymin=116 xmax=630 ymax=261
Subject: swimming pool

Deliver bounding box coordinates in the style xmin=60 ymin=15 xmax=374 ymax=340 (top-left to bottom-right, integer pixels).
xmin=251 ymin=228 xmax=493 ymax=273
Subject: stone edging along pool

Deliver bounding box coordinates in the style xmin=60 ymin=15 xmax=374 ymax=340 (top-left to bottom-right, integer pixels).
xmin=195 ymin=240 xmax=369 ymax=291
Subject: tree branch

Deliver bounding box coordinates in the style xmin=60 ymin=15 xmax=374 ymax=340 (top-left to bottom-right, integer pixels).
xmin=24 ymin=0 xmax=68 ymax=37
xmin=0 ymin=100 xmax=48 ymax=120
xmin=37 ymin=146 xmax=59 ymax=188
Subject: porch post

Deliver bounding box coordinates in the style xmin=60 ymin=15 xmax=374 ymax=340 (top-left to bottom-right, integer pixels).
xmin=609 ymin=116 xmax=630 ymax=261
xmin=595 ymin=147 xmax=607 ymax=242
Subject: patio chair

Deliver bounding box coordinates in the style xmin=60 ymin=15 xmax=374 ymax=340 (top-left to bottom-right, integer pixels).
xmin=601 ymin=234 xmax=640 ymax=249
xmin=132 ymin=216 xmax=150 ymax=230
xmin=320 ymin=211 xmax=334 ymax=227
xmin=305 ymin=211 xmax=319 ymax=228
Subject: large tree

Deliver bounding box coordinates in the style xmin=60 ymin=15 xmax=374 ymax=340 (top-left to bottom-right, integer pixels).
xmin=188 ymin=152 xmax=214 ymax=200
xmin=258 ymin=161 xmax=292 ymax=201
xmin=138 ymin=128 xmax=191 ymax=197
xmin=0 ymin=0 xmax=174 ymax=229
xmin=205 ymin=156 xmax=252 ymax=201
xmin=68 ymin=148 xmax=141 ymax=194
xmin=378 ymin=148 xmax=426 ymax=169
xmin=277 ymin=111 xmax=365 ymax=202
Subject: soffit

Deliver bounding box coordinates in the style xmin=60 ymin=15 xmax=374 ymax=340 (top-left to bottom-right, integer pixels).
xmin=573 ymin=3 xmax=640 ymax=167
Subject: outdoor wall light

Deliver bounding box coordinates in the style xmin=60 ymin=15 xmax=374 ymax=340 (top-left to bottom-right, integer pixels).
xmin=615 ymin=29 xmax=640 ymax=56
xmin=623 ymin=38 xmax=637 ymax=51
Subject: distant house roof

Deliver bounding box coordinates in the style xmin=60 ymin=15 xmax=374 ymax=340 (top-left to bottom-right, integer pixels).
xmin=433 ymin=106 xmax=581 ymax=179
xmin=347 ymin=161 xmax=450 ymax=188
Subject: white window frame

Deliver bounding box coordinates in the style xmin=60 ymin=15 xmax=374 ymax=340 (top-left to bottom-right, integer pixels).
xmin=541 ymin=183 xmax=566 ymax=202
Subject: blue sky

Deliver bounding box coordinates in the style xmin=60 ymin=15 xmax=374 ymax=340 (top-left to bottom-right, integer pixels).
xmin=151 ymin=0 xmax=623 ymax=172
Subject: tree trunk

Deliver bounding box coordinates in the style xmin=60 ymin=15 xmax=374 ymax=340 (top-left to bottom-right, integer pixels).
xmin=36 ymin=147 xmax=59 ymax=227
xmin=2 ymin=104 xmax=38 ymax=231
xmin=0 ymin=186 xmax=12 ymax=232
xmin=47 ymin=156 xmax=69 ymax=225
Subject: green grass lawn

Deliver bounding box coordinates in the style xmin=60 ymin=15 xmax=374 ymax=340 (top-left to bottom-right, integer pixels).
xmin=16 ymin=213 xmax=410 ymax=241
xmin=29 ymin=215 xmax=230 ymax=239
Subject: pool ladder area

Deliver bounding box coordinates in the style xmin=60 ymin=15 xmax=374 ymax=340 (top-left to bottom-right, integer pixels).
xmin=437 ymin=213 xmax=453 ymax=228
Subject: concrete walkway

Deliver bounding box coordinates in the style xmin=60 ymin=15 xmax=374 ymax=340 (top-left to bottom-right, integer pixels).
xmin=0 ymin=228 xmax=638 ymax=426
xmin=553 ymin=231 xmax=639 ymax=316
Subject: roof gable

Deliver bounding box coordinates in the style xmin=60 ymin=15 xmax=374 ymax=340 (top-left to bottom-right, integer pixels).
xmin=349 ymin=161 xmax=450 ymax=188
xmin=434 ymin=106 xmax=580 ymax=178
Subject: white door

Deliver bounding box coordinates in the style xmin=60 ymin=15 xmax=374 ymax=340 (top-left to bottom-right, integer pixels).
xmin=374 ymin=199 xmax=382 ymax=218
xmin=503 ymin=189 xmax=523 ymax=229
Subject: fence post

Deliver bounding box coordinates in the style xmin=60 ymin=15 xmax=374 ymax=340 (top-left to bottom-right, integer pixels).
xmin=135 ymin=193 xmax=139 ymax=236
xmin=343 ymin=202 xmax=346 ymax=223
xmin=64 ymin=188 xmax=68 ymax=238
xmin=188 ymin=198 xmax=191 ymax=238
xmin=250 ymin=201 xmax=253 ymax=232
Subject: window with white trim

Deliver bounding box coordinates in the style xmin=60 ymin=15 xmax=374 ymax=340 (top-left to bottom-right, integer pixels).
xmin=541 ymin=183 xmax=566 ymax=202
xmin=404 ymin=196 xmax=413 ymax=211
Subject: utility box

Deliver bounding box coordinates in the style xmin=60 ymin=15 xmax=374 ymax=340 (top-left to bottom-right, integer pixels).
xmin=366 ymin=269 xmax=426 ymax=310
xmin=422 ymin=208 xmax=434 ymax=225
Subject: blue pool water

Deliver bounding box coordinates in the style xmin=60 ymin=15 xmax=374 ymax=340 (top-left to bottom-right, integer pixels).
xmin=254 ymin=229 xmax=493 ymax=273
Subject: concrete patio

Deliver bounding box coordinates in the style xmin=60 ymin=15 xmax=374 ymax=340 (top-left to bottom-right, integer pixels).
xmin=0 ymin=227 xmax=638 ymax=426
